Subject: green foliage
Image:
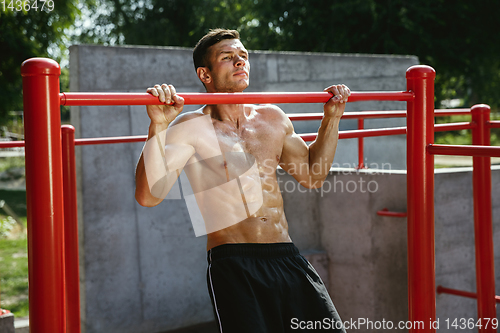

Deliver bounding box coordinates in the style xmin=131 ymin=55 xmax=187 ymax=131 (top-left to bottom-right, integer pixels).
xmin=0 ymin=0 xmax=83 ymax=125
xmin=73 ymin=0 xmax=258 ymax=47
xmin=0 ymin=156 xmax=25 ymax=173
xmin=0 ymin=216 xmax=16 ymax=237
xmin=73 ymin=0 xmax=500 ymax=112
xmin=0 ymin=189 xmax=27 ymax=217
xmin=3 ymin=0 xmax=500 ymax=124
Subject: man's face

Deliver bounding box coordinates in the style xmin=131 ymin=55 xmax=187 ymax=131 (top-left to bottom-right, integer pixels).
xmin=205 ymin=39 xmax=250 ymax=93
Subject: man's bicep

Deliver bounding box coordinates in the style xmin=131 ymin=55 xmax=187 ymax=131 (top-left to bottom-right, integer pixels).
xmin=280 ymin=131 xmax=310 ymax=178
xmin=143 ymin=138 xmax=195 ymax=200
xmin=164 ymin=143 xmax=196 ymax=171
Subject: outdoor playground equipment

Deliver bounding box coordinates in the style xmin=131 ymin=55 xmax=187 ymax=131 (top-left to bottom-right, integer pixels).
xmin=0 ymin=57 xmax=497 ymax=332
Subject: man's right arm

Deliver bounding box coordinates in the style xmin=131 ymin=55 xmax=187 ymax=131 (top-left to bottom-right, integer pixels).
xmin=135 ymin=84 xmax=190 ymax=207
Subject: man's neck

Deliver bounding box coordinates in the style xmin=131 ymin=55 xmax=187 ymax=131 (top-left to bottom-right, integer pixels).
xmin=205 ymin=103 xmax=247 ymax=127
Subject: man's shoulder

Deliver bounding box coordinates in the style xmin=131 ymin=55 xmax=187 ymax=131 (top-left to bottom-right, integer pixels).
xmin=170 ymin=108 xmax=207 ymax=126
xmin=253 ymin=104 xmax=289 ymax=120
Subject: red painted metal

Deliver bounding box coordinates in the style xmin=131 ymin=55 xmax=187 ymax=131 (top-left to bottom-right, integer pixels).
xmin=357 ymin=118 xmax=365 ymax=168
xmin=434 ymin=109 xmax=472 ymax=116
xmin=487 ymin=120 xmax=500 ymax=129
xmin=406 ymin=65 xmax=436 ymax=333
xmin=60 ymin=91 xmax=414 ymax=106
xmin=0 ymin=141 xmax=25 ymax=148
xmin=471 ymin=104 xmax=497 ymax=333
xmin=74 ymin=135 xmax=147 ymax=146
xmin=437 ymin=286 xmax=500 ymax=303
xmin=377 ymin=208 xmax=408 ymax=217
xmin=299 ymin=133 xmax=318 ymax=142
xmin=288 ymin=111 xmax=408 ymax=121
xmin=61 ymin=126 xmax=81 ymax=333
xmin=434 ymin=122 xmax=475 ymax=132
xmin=300 ymin=127 xmax=408 ymax=142
xmin=340 ymin=127 xmax=407 ymax=139
xmin=22 ymin=58 xmax=500 ymax=333
xmin=287 ymin=113 xmax=325 ymax=121
xmin=428 ymin=144 xmax=500 ymax=158
xmin=289 ymin=109 xmax=470 ymax=122
xmin=21 ymin=58 xmax=66 ymax=333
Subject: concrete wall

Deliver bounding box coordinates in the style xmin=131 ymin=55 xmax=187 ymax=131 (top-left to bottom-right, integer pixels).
xmin=67 ymin=44 xmax=436 ymax=333
xmin=285 ymin=167 xmax=500 ymax=332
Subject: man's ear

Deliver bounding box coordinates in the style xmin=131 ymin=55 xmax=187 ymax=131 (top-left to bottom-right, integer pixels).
xmin=197 ymin=67 xmax=212 ymax=84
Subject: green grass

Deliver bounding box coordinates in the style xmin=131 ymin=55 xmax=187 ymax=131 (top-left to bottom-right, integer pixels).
xmin=0 ymin=236 xmax=29 ymax=317
xmin=0 ymin=187 xmax=28 ymax=317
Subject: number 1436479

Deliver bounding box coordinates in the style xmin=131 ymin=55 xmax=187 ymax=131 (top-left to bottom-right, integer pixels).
xmin=1 ymin=0 xmax=54 ymax=12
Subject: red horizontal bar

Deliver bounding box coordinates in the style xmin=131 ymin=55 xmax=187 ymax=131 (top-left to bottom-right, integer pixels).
xmin=428 ymin=144 xmax=500 ymax=157
xmin=340 ymin=126 xmax=407 ymax=139
xmin=69 ymin=125 xmax=410 ymax=146
xmin=59 ymin=91 xmax=414 ymax=106
xmin=288 ymin=113 xmax=325 ymax=121
xmin=487 ymin=120 xmax=500 ymax=129
xmin=342 ymin=111 xmax=407 ymax=119
xmin=377 ymin=208 xmax=408 ymax=217
xmin=0 ymin=141 xmax=25 ymax=148
xmin=289 ymin=109 xmax=470 ymax=122
xmin=434 ymin=122 xmax=475 ymax=132
xmin=437 ymin=286 xmax=500 ymax=303
xmin=76 ymin=134 xmax=318 ymax=145
xmin=434 ymin=109 xmax=471 ymax=117
xmin=348 ymin=91 xmax=414 ymax=102
xmin=301 ymin=127 xmax=407 ymax=142
xmin=75 ymin=136 xmax=147 ymax=146
xmin=0 ymin=123 xmax=476 ymax=150
xmin=299 ymin=133 xmax=317 ymax=142
xmin=288 ymin=111 xmax=408 ymax=121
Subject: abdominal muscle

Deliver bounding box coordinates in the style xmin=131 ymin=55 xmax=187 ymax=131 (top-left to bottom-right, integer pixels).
xmin=205 ymin=168 xmax=292 ymax=250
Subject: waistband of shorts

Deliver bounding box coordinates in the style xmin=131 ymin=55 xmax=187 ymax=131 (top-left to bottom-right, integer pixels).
xmin=207 ymin=242 xmax=300 ymax=262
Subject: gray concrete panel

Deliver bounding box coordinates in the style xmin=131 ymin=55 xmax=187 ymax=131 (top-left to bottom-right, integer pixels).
xmin=69 ymin=44 xmax=435 ymax=333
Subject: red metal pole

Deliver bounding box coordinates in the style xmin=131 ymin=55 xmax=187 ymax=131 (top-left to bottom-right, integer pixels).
xmin=428 ymin=144 xmax=500 ymax=158
xmin=21 ymin=58 xmax=66 ymax=332
xmin=406 ymin=65 xmax=436 ymax=333
xmin=471 ymin=104 xmax=497 ymax=333
xmin=62 ymin=125 xmax=81 ymax=333
xmin=437 ymin=286 xmax=500 ymax=303
xmin=60 ymin=91 xmax=415 ymax=106
xmin=357 ymin=118 xmax=365 ymax=168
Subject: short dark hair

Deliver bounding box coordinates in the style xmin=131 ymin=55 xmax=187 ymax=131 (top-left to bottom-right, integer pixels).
xmin=193 ymin=28 xmax=240 ymax=70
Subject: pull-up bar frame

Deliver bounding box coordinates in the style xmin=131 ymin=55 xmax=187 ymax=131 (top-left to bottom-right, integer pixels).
xmin=19 ymin=57 xmax=497 ymax=333
xmin=59 ymin=91 xmax=414 ymax=106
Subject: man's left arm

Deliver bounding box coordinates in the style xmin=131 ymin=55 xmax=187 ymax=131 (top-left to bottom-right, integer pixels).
xmin=280 ymin=84 xmax=350 ymax=188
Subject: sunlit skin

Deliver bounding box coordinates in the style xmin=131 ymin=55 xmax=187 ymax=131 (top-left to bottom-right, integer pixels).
xmin=135 ymin=38 xmax=350 ymax=250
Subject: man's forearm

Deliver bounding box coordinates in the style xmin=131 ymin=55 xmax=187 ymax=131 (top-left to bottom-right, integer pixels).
xmin=307 ymin=115 xmax=341 ymax=185
xmin=135 ymin=121 xmax=171 ymax=206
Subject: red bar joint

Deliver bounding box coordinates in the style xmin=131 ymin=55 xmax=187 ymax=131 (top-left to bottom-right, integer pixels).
xmin=377 ymin=208 xmax=408 ymax=217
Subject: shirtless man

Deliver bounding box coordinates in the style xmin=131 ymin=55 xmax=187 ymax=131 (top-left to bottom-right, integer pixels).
xmin=135 ymin=29 xmax=349 ymax=333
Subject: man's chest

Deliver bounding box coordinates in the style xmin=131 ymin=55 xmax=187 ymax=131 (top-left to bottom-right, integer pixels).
xmin=195 ymin=119 xmax=284 ymax=156
xmin=190 ymin=119 xmax=285 ymax=177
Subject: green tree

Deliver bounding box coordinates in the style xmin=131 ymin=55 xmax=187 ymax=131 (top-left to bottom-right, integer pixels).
xmin=74 ymin=0 xmax=257 ymax=47
xmin=244 ymin=0 xmax=500 ymax=109
xmin=0 ymin=0 xmax=83 ymax=126
xmin=69 ymin=0 xmax=500 ymax=110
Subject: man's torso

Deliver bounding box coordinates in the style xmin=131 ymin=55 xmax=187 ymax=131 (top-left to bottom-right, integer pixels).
xmin=178 ymin=104 xmax=293 ymax=249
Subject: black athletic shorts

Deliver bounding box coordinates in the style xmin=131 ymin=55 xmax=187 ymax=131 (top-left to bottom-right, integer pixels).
xmin=206 ymin=243 xmax=346 ymax=332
